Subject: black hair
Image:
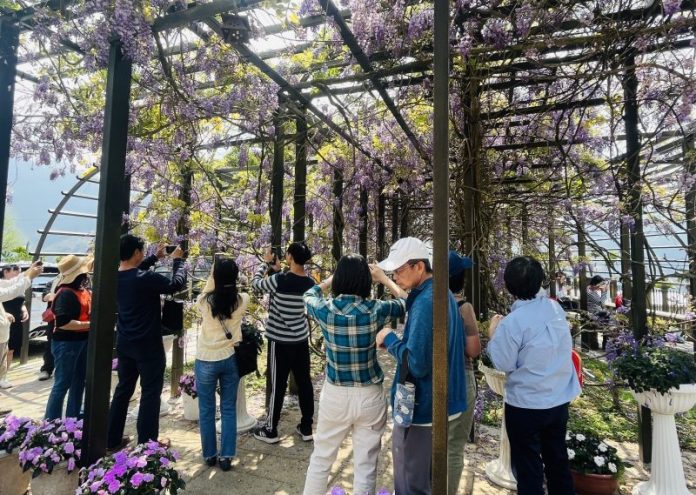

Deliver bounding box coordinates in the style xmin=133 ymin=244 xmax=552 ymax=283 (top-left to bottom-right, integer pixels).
xmin=503 ymin=256 xmax=544 ymax=300
xmin=589 ymin=275 xmax=605 ymax=286
xmin=449 ymin=271 xmax=465 ymax=293
xmin=61 ymin=273 xmax=89 ymax=290
xmin=410 ymin=259 xmax=432 ymax=273
xmin=332 ymin=254 xmax=372 ymax=299
xmin=1 ymin=265 xmax=18 ymax=278
xmin=286 ymin=241 xmax=312 ymax=265
xmin=120 ymin=234 xmax=145 ymax=261
xmin=206 ymin=258 xmax=240 ymax=319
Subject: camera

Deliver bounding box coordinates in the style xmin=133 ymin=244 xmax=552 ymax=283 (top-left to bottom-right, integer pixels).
xmin=165 ymin=245 xmax=177 ymax=254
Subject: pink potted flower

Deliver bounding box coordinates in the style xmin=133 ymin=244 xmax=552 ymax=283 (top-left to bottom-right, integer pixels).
xmin=18 ymin=417 xmax=82 ymax=495
xmin=76 ymin=440 xmax=185 ymax=494
xmin=0 ymin=415 xmax=36 ymax=495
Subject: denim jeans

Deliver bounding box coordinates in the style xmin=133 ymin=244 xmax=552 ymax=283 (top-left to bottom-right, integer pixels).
xmin=45 ymin=339 xmax=88 ymax=420
xmin=195 ymin=354 xmax=240 ymax=459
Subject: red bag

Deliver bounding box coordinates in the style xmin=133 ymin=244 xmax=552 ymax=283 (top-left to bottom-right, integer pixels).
xmin=572 ymin=349 xmax=583 ymax=388
xmin=41 ymin=306 xmax=55 ymax=323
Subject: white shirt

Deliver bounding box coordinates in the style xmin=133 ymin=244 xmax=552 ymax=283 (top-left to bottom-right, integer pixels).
xmin=488 ymin=295 xmax=581 ymax=409
xmin=0 ymin=276 xmax=31 ymax=343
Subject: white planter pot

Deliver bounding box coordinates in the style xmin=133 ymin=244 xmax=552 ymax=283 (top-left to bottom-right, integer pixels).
xmin=236 ymin=376 xmax=257 ymax=433
xmin=479 ymin=362 xmax=517 ymax=491
xmin=216 ymin=376 xmax=258 ymax=434
xmin=29 ymin=461 xmax=79 ymax=495
xmin=631 ymin=384 xmax=696 ymax=495
xmin=0 ymin=450 xmax=31 ymax=495
xmin=182 ymin=393 xmax=199 ymax=421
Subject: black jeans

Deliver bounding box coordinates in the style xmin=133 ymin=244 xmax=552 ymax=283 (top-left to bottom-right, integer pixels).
xmin=505 ymin=402 xmax=575 ymax=495
xmin=40 ymin=327 xmax=54 ymax=375
xmin=107 ymin=340 xmax=166 ymax=447
xmin=264 ymin=339 xmax=314 ymax=431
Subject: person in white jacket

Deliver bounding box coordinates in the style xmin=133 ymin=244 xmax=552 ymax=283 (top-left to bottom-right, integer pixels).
xmin=0 ymin=262 xmax=43 ymax=389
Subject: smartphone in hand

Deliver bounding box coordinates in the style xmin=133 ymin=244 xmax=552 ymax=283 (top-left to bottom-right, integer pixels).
xmin=165 ymin=245 xmax=177 ymax=254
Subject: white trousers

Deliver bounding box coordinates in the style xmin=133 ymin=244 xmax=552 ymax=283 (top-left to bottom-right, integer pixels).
xmin=303 ymin=381 xmax=387 ymax=495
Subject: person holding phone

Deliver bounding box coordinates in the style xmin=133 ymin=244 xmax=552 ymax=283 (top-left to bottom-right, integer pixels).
xmin=251 ymin=242 xmax=316 ymax=444
xmin=107 ymin=235 xmax=187 ymax=450
xmin=194 ymin=256 xmax=249 ymax=471
xmin=301 ymin=255 xmax=406 ymax=495
xmin=1 ymin=265 xmax=29 ymax=377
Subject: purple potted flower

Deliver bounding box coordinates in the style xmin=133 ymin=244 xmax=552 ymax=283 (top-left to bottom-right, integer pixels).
xmin=18 ymin=417 xmax=82 ymax=495
xmin=178 ymin=373 xmax=199 ymax=421
xmin=0 ymin=415 xmax=36 ymax=495
xmin=76 ymin=440 xmax=185 ymax=495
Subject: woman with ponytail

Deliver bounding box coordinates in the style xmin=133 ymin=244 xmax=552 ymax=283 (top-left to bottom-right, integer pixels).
xmin=194 ymin=257 xmax=249 ymax=471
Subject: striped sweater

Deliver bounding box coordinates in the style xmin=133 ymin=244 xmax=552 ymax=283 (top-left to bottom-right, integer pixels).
xmin=251 ymin=264 xmax=316 ymax=343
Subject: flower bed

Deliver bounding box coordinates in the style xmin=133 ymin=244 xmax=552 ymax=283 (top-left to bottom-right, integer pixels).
xmin=77 ymin=441 xmax=185 ymax=494
xmin=0 ymin=415 xmax=37 ymax=454
xmin=18 ymin=417 xmax=82 ymax=477
xmin=566 ymin=430 xmax=625 ymax=478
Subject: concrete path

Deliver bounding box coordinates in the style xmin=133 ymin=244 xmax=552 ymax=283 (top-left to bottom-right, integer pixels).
xmin=2 ymin=346 xmax=694 ymax=494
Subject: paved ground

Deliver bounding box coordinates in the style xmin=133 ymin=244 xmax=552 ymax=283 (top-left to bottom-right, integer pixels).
xmin=2 ymin=339 xmax=695 ymax=494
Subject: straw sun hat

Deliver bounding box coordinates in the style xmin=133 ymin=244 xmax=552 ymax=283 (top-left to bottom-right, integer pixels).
xmin=57 ymin=255 xmax=90 ymax=285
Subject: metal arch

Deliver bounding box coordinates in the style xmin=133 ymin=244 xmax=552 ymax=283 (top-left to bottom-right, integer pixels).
xmin=31 ymin=165 xmax=100 ymax=263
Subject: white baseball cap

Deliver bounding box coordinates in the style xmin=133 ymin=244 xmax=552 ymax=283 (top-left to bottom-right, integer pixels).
xmin=377 ymin=237 xmax=432 ymax=272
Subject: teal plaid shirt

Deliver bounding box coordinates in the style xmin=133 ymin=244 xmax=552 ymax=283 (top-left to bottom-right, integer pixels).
xmin=304 ymin=285 xmax=406 ymax=386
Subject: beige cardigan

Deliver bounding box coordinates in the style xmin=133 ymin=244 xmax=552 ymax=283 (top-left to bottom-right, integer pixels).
xmin=195 ymin=274 xmax=249 ymax=362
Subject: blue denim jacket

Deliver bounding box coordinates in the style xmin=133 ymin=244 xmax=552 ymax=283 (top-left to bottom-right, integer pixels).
xmin=384 ymin=278 xmax=467 ymax=424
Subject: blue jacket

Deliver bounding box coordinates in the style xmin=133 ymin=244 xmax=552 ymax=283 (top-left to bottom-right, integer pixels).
xmin=383 ymin=278 xmax=467 ymax=424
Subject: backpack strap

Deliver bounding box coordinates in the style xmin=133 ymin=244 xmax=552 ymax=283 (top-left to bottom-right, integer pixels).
xmin=399 ymin=349 xmax=412 ymax=385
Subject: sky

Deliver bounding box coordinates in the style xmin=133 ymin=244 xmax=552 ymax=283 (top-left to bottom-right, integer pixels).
xmin=7 ymin=158 xmax=96 ymax=259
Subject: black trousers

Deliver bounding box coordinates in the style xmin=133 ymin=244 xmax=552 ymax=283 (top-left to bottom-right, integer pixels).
xmin=107 ymin=341 xmax=165 ymax=447
xmin=40 ymin=326 xmax=54 ymax=374
xmin=265 ymin=339 xmax=314 ymax=431
xmin=505 ymin=402 xmax=575 ymax=495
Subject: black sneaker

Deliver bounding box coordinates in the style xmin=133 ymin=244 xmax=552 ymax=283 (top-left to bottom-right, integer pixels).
xmin=296 ymin=424 xmax=313 ymax=442
xmin=205 ymin=456 xmax=217 ymax=467
xmin=252 ymin=425 xmax=280 ymax=444
xmin=218 ymin=457 xmax=232 ymax=471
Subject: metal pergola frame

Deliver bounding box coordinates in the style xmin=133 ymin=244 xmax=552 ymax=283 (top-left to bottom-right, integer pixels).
xmin=1 ymin=0 xmax=695 ymax=488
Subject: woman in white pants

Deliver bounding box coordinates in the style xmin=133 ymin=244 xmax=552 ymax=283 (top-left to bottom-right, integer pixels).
xmin=302 ymin=254 xmax=406 ymax=495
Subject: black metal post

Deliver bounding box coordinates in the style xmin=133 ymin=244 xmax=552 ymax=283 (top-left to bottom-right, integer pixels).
xmin=171 ymin=166 xmax=192 ymax=398
xmin=685 ymin=134 xmax=695 ymax=352
xmin=620 ymin=222 xmax=632 ymax=302
xmin=271 ymin=102 xmax=285 ymax=251
xmin=0 ymin=19 xmax=19 ymax=255
xmin=359 ymin=187 xmax=368 ymax=257
xmin=331 ymin=168 xmax=343 ymax=262
xmin=432 ymin=0 xmax=449 ymax=491
xmin=578 ymin=224 xmax=588 ymax=311
xmin=623 ymin=51 xmax=651 ymax=466
xmin=549 ymin=218 xmax=556 ymax=298
xmin=391 ymin=195 xmax=399 ymax=243
xmin=399 ymin=192 xmax=409 ymax=237
xmin=83 ymin=38 xmax=132 ymax=465
xmin=377 ymin=192 xmax=386 ymax=297
xmin=293 ymin=106 xmax=307 ymax=242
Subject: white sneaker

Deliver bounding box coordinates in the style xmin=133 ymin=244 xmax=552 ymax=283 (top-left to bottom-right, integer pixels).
xmin=0 ymin=380 xmax=13 ymax=389
xmin=38 ymin=371 xmax=51 ymax=381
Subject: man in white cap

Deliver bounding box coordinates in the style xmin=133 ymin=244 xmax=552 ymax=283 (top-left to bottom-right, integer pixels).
xmin=375 ymin=237 xmax=467 ymax=494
